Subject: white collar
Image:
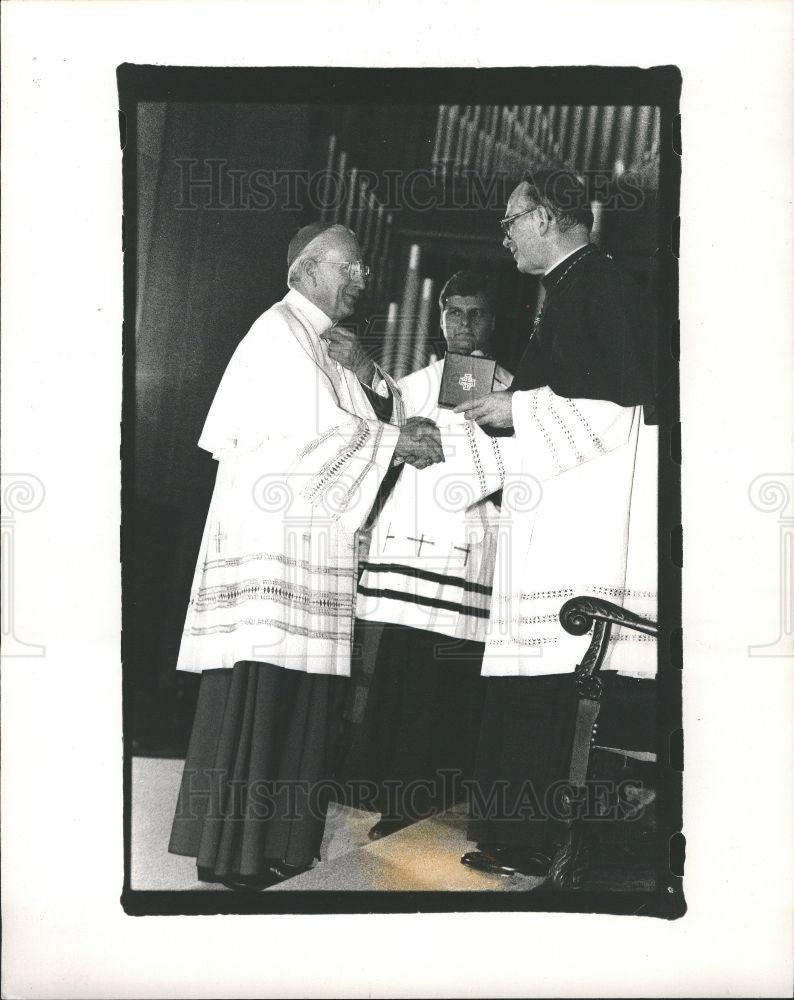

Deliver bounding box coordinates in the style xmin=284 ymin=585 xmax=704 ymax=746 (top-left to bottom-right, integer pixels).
xmin=284 ymin=287 xmax=334 ymax=336
xmin=544 ymin=242 xmax=590 ymax=276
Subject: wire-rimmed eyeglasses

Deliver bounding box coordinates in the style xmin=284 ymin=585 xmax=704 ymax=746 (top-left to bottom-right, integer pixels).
xmin=317 ymin=260 xmax=371 ymax=282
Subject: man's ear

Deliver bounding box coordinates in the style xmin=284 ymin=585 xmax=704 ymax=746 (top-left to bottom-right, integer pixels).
xmin=302 ymin=258 xmax=318 ymax=285
xmin=536 ymin=204 xmax=554 ymax=235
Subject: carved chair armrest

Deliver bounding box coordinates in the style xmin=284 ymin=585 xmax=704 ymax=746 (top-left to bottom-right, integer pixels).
xmin=559 ymin=596 xmax=658 ymax=699
xmin=560 ymin=596 xmax=657 ymax=639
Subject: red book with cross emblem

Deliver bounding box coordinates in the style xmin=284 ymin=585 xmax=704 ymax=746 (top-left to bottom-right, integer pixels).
xmin=437 ymin=352 xmax=497 ymax=409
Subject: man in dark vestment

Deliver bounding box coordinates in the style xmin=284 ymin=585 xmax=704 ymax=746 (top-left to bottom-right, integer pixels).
xmin=453 ymin=171 xmax=659 ymax=878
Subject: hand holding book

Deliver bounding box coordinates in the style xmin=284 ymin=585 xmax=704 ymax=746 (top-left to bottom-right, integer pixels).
xmin=454 ymin=390 xmax=514 ymax=430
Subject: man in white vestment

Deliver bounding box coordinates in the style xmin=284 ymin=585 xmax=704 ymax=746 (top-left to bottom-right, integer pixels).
xmin=339 ymin=271 xmax=513 ymax=839
xmin=421 ymin=172 xmax=659 ymax=878
xmin=168 ymin=221 xmax=444 ymax=889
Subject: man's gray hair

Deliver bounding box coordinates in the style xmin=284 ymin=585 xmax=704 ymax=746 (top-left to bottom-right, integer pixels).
xmin=287 ymin=224 xmax=357 ymax=288
xmin=519 ymin=170 xmax=594 ymax=233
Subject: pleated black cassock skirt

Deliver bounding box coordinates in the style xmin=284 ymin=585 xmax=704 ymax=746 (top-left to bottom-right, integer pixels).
xmin=169 ymin=661 xmax=346 ymax=880
xmin=337 ymin=620 xmax=486 ymax=820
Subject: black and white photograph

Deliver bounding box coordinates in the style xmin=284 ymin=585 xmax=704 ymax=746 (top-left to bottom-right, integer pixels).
xmin=122 ymin=67 xmax=682 ymax=914
xmin=3 ymin=2 xmax=793 ymax=996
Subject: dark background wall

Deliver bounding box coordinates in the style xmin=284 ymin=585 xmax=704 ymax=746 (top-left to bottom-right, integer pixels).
xmin=132 ymin=103 xmax=316 ymax=753
xmin=130 ymin=101 xmax=660 ymax=756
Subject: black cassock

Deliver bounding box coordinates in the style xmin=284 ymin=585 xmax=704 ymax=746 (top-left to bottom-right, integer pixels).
xmin=510 ymin=243 xmax=656 ymax=407
xmin=468 ymin=244 xmax=658 ymax=856
xmin=336 ymin=620 xmax=485 ymax=823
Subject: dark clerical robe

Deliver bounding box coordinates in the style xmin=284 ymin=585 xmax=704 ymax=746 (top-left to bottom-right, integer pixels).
xmin=466 ymin=244 xmax=659 ymax=854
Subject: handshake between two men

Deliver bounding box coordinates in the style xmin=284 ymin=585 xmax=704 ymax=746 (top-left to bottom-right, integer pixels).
xmin=391 ymin=386 xmax=516 ymax=471
xmin=393 ymin=416 xmax=445 ymax=470
xmin=320 ymin=322 xmax=515 ymax=471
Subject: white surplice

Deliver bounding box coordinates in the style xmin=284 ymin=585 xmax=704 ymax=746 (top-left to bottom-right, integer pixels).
xmin=357 ymin=357 xmax=512 ymax=642
xmin=177 ymin=289 xmax=404 ymax=677
xmin=429 ymin=387 xmax=658 ymax=677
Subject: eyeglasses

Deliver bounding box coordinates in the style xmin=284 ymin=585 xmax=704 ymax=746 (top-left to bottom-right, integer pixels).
xmin=317 ymin=260 xmax=371 ymax=282
xmin=499 ymin=205 xmax=538 ymax=239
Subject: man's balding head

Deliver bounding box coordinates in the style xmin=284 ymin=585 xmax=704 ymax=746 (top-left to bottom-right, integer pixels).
xmin=502 ymin=170 xmax=593 ymax=274
xmin=287 ymin=222 xmax=366 ymax=321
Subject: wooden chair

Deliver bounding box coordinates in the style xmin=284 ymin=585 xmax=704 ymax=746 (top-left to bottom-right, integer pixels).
xmin=548 ymin=595 xmax=658 ymax=889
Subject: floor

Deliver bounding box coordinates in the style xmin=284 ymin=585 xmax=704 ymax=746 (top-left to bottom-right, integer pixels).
xmin=130 ymin=757 xmax=543 ymax=893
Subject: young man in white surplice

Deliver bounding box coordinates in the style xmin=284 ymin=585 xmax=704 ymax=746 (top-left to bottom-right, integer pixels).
xmin=339 ymin=271 xmax=514 ymax=840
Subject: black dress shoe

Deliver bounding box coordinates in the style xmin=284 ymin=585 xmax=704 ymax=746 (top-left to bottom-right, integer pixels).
xmin=367 ymin=817 xmax=413 ymax=841
xmin=267 ymin=859 xmax=314 ymax=882
xmin=461 ymin=846 xmax=553 ymax=877
xmin=218 ymin=871 xmax=283 ymax=892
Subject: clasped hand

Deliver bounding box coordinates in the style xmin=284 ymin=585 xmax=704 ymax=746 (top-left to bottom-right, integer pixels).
xmin=394 ymin=416 xmax=444 ymax=470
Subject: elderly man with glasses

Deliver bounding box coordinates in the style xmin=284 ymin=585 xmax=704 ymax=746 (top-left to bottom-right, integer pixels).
xmin=168 ymin=221 xmax=444 ymax=890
